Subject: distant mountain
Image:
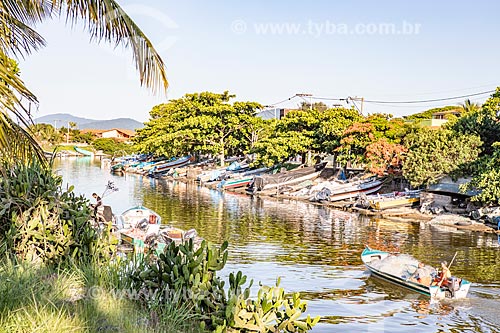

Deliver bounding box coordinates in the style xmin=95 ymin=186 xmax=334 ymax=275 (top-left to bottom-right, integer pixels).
xmin=34 ymin=113 xmax=144 ymax=131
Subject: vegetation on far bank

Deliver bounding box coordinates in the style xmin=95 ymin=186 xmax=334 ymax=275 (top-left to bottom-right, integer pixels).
xmin=133 ymin=89 xmax=500 ymax=205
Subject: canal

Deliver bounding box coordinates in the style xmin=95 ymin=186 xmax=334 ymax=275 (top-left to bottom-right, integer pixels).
xmin=55 ymin=157 xmax=500 ymax=333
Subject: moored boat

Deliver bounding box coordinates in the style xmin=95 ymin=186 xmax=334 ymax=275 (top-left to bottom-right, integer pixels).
xmin=367 ymin=190 xmax=421 ymax=210
xmin=116 ymin=206 xmax=202 ymax=255
xmin=361 ymin=246 xmax=471 ymax=300
xmin=74 ymin=146 xmax=94 ymax=156
xmin=249 ymin=162 xmax=326 ymax=194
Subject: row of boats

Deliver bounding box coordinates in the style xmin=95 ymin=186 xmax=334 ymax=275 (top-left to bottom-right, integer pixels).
xmin=104 ymin=155 xmax=421 ymax=210
xmin=95 ymin=204 xmax=470 ymax=300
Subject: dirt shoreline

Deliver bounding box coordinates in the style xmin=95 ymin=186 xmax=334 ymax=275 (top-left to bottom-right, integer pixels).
xmin=158 ymin=172 xmax=500 ymax=235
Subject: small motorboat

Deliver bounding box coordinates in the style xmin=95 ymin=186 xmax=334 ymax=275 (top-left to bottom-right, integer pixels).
xmin=361 ymin=246 xmax=471 ymax=300
xmin=116 ymin=206 xmax=202 ymax=255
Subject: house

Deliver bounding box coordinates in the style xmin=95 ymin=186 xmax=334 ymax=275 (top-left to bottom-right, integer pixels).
xmin=81 ymin=128 xmax=136 ymax=141
xmin=418 ymin=109 xmax=462 ymax=128
xmin=255 ymin=108 xmax=296 ymax=120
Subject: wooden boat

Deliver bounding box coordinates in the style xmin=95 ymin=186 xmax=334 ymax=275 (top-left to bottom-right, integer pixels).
xmin=220 ymin=176 xmax=254 ymax=190
xmin=368 ymin=190 xmax=421 ymax=210
xmin=218 ymin=167 xmax=269 ymax=190
xmin=148 ymin=156 xmax=193 ymax=176
xmin=250 ymin=162 xmax=326 ymax=193
xmin=74 ymin=146 xmax=94 ymax=156
xmin=326 ymin=178 xmax=383 ymax=202
xmin=361 ymin=246 xmax=471 ymax=300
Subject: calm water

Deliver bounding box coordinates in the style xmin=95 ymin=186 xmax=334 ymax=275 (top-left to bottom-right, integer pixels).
xmin=55 ymin=158 xmax=500 ymax=333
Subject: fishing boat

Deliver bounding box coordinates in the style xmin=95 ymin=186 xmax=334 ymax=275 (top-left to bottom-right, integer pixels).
xmin=249 ymin=162 xmax=327 ymax=194
xmin=366 ymin=190 xmax=421 ymax=210
xmin=74 ymin=146 xmax=94 ymax=156
xmin=148 ymin=156 xmax=193 ymax=177
xmin=326 ymin=177 xmax=383 ymax=202
xmin=361 ymin=246 xmax=471 ymax=300
xmin=116 ymin=205 xmax=161 ymax=230
xmin=110 ymin=162 xmax=125 ymax=174
xmin=218 ymin=167 xmax=269 ymax=190
xmin=117 ymin=206 xmax=202 ymax=255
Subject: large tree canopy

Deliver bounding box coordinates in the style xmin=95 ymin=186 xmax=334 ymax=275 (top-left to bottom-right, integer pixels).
xmin=134 ymin=91 xmax=262 ymax=166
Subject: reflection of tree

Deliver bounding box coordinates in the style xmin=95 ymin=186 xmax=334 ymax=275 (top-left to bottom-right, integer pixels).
xmin=137 ymin=178 xmax=500 ymax=282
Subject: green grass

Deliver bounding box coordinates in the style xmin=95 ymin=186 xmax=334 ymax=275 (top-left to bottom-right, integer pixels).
xmin=0 ymin=259 xmax=204 ymax=333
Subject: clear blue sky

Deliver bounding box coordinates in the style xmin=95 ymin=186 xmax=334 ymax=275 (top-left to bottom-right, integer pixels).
xmin=18 ymin=0 xmax=500 ymax=122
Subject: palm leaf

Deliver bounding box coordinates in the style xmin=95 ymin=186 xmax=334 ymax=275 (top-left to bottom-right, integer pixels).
xmin=0 ymin=8 xmax=47 ymax=57
xmin=61 ymin=0 xmax=168 ymax=92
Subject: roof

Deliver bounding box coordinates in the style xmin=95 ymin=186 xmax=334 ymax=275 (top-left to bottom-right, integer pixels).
xmin=81 ymin=128 xmax=136 ymax=136
xmin=432 ymin=110 xmax=461 ymax=116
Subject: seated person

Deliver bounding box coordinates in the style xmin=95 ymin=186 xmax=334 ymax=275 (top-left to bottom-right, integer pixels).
xmin=409 ymin=262 xmax=432 ymax=286
xmin=432 ymin=261 xmax=452 ymax=287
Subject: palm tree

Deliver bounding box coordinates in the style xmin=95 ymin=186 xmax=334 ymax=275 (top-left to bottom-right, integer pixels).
xmin=460 ymin=99 xmax=481 ymax=114
xmin=0 ymin=0 xmax=168 ymax=164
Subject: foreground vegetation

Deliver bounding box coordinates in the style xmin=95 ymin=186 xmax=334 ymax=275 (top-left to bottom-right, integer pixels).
xmin=0 ymin=159 xmax=318 ymax=332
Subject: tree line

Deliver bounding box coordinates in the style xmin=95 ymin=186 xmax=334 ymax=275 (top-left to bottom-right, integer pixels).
xmin=134 ymin=89 xmax=500 ymax=205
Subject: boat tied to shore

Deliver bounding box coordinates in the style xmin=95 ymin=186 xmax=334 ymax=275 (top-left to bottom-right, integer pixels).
xmin=116 ymin=206 xmax=202 ymax=255
xmin=361 ymin=246 xmax=471 ymax=300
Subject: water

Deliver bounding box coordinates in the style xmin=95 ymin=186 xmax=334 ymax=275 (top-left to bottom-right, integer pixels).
xmin=55 ymin=158 xmax=500 ymax=332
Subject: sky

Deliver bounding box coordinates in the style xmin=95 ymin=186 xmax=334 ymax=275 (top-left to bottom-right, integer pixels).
xmin=18 ymin=0 xmax=500 ymax=122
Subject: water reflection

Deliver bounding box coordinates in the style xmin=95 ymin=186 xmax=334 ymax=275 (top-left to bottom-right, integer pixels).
xmin=54 ymin=158 xmax=500 ymax=333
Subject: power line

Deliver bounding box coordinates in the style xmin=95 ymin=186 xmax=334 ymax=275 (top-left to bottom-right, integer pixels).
xmin=362 ymin=90 xmax=495 ymax=104
xmin=268 ymin=95 xmax=298 ymax=106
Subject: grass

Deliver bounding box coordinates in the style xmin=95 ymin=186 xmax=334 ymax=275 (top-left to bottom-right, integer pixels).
xmin=0 ymin=259 xmax=204 ymax=333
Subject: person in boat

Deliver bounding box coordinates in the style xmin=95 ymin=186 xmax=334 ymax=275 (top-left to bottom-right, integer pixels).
xmin=432 ymin=261 xmax=452 ymax=287
xmin=409 ymin=262 xmax=431 ymax=286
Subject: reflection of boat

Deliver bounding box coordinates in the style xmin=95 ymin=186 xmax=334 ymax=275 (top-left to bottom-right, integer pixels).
xmin=367 ymin=190 xmax=420 ymax=210
xmin=74 ymin=146 xmax=94 ymax=156
xmin=361 ymin=246 xmax=471 ymax=300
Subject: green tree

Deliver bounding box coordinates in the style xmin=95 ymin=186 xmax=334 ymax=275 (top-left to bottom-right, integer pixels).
xmin=449 ymin=89 xmax=500 ymax=156
xmin=315 ymin=107 xmax=362 ymax=154
xmin=403 ymin=128 xmax=482 ymax=187
xmin=134 ymin=92 xmax=262 ymax=166
xmin=461 ymin=143 xmax=500 ymax=204
xmin=251 ymin=109 xmax=319 ymax=166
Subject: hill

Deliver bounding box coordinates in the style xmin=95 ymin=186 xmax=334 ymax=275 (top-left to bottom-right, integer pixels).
xmin=35 ymin=113 xmax=144 ymax=131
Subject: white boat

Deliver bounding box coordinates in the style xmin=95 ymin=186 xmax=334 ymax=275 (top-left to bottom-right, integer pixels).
xmin=362 ymin=246 xmax=471 ymax=300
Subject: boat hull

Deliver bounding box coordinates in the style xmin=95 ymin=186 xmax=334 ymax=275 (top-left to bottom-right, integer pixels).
xmin=328 ymin=180 xmax=383 ymax=202
xmin=370 ymin=197 xmax=420 ymax=210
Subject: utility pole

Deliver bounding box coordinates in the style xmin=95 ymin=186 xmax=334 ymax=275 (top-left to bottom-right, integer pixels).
xmin=348 ymin=96 xmax=364 ymax=115
xmin=296 ymin=93 xmax=313 ymax=111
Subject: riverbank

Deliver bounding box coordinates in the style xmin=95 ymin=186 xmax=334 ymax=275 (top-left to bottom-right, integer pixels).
xmin=158 ymin=166 xmax=500 ymax=235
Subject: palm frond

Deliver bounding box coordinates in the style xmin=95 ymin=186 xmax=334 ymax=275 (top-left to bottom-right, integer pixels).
xmin=0 ymin=51 xmax=38 ymax=122
xmin=61 ymin=0 xmax=168 ymax=92
xmin=0 ymin=0 xmax=55 ymax=25
xmin=0 ymin=112 xmax=46 ymax=166
xmin=0 ymin=9 xmax=47 ymax=57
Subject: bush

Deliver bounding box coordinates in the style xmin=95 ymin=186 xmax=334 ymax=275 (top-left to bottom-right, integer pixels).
xmin=0 ymin=160 xmax=116 ymax=264
xmin=130 ymin=239 xmax=320 ymax=332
